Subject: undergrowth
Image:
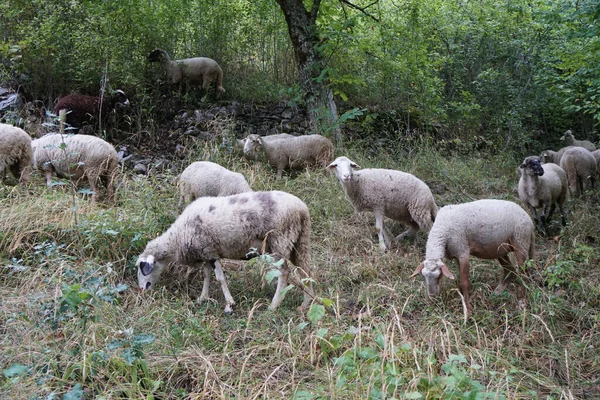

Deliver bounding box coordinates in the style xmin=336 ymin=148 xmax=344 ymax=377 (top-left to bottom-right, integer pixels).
xmin=1 ymin=137 xmax=598 ymax=399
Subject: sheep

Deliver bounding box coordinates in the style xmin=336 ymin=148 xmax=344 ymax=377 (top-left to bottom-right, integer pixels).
xmin=147 ymin=49 xmax=225 ymax=97
xmin=327 ymin=156 xmax=438 ymax=251
xmin=517 ymin=156 xmax=568 ymax=233
xmin=411 ymin=199 xmax=535 ymax=315
xmin=0 ymin=123 xmax=32 ymax=185
xmin=243 ymin=133 xmax=334 ymax=179
xmin=53 ymin=90 xmax=129 ymax=134
xmin=237 ymin=133 xmax=294 ymax=160
xmin=136 ymin=190 xmax=314 ymax=313
xmin=540 ymin=146 xmax=574 ymax=165
xmin=177 ymin=161 xmax=252 ymax=213
xmin=31 ymin=133 xmax=118 ymax=202
xmin=560 ymin=130 xmax=596 ymax=151
xmin=592 ymin=150 xmax=600 ymax=176
xmin=559 ymin=146 xmax=597 ymax=196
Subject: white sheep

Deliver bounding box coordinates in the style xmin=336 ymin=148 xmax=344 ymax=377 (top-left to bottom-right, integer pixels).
xmin=591 ymin=150 xmax=600 ymax=177
xmin=137 ymin=191 xmax=314 ymax=313
xmin=518 ymin=156 xmax=568 ymax=233
xmin=560 ymin=130 xmax=596 ymax=151
xmin=540 ymin=146 xmax=574 ymax=165
xmin=31 ymin=133 xmax=118 ymax=202
xmin=559 ymin=146 xmax=597 ymax=196
xmin=177 ymin=161 xmax=252 ymax=212
xmin=0 ymin=123 xmax=32 ymax=185
xmin=147 ymin=49 xmax=225 ymax=97
xmin=237 ymin=133 xmax=294 ymax=160
xmin=411 ymin=199 xmax=535 ymax=315
xmin=243 ymin=133 xmax=334 ymax=179
xmin=327 ymin=156 xmax=438 ymax=251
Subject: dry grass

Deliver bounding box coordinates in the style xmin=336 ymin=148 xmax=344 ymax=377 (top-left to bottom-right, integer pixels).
xmin=1 ymin=140 xmax=599 ymax=399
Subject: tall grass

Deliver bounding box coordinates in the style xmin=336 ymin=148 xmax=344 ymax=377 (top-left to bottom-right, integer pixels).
xmin=1 ymin=137 xmax=598 ymax=399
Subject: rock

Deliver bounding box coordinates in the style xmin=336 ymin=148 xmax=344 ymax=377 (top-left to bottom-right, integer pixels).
xmin=133 ymin=163 xmax=147 ymax=175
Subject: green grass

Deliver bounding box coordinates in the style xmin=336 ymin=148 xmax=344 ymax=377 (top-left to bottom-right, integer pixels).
xmin=1 ymin=137 xmax=599 ymax=399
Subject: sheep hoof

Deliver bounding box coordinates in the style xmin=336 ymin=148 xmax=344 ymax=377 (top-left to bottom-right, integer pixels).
xmin=518 ymin=300 xmax=527 ymax=310
xmin=224 ymin=305 xmax=233 ymax=315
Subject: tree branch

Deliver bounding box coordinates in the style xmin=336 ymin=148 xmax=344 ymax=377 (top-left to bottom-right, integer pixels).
xmin=338 ymin=0 xmax=380 ymax=22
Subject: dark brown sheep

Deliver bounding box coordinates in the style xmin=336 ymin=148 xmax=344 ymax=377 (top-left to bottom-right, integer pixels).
xmin=53 ymin=90 xmax=129 ymax=133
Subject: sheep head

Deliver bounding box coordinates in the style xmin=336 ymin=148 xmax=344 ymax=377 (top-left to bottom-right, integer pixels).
xmin=411 ymin=259 xmax=455 ymax=297
xmin=520 ymin=156 xmax=545 ymax=176
xmin=327 ymin=156 xmax=359 ymax=183
xmin=560 ymin=130 xmax=574 ymax=142
xmin=242 ymin=134 xmax=263 ymax=157
xmin=147 ymin=48 xmax=170 ymax=63
xmin=111 ymin=89 xmax=130 ymax=107
xmin=137 ymin=254 xmax=165 ymax=291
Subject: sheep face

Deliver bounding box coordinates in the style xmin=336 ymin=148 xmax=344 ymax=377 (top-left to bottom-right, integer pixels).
xmin=327 ymin=156 xmax=359 ymax=183
xmin=520 ymin=156 xmax=544 ymax=176
xmin=137 ymin=255 xmax=165 ymax=291
xmin=242 ymin=134 xmax=262 ymax=157
xmin=147 ymin=49 xmax=168 ymax=62
xmin=113 ymin=90 xmax=130 ymax=107
xmin=560 ymin=130 xmax=573 ymax=142
xmin=412 ymin=259 xmax=455 ymax=297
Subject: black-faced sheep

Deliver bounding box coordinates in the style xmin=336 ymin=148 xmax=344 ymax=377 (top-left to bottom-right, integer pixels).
xmin=559 ymin=146 xmax=597 ymax=196
xmin=177 ymin=161 xmax=252 ymax=213
xmin=243 ymin=133 xmax=333 ymax=179
xmin=147 ymin=49 xmax=225 ymax=97
xmin=0 ymin=123 xmax=32 ymax=185
xmin=411 ymin=199 xmax=535 ymax=315
xmin=53 ymin=90 xmax=129 ymax=134
xmin=327 ymin=156 xmax=438 ymax=251
xmin=137 ymin=191 xmax=314 ymax=313
xmin=518 ymin=156 xmax=568 ymax=233
xmin=560 ymin=130 xmax=596 ymax=151
xmin=31 ymin=134 xmax=118 ymax=202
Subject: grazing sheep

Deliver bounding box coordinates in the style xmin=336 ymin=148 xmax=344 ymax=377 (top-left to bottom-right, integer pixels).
xmin=560 ymin=130 xmax=596 ymax=151
xmin=243 ymin=133 xmax=333 ymax=179
xmin=31 ymin=134 xmax=118 ymax=202
xmin=540 ymin=146 xmax=574 ymax=165
xmin=0 ymin=123 xmax=32 ymax=185
xmin=147 ymin=49 xmax=225 ymax=97
xmin=177 ymin=161 xmax=252 ymax=213
xmin=137 ymin=190 xmax=314 ymax=313
xmin=411 ymin=199 xmax=535 ymax=315
xmin=559 ymin=147 xmax=597 ymax=196
xmin=518 ymin=156 xmax=568 ymax=233
xmin=237 ymin=133 xmax=294 ymax=160
xmin=592 ymin=150 xmax=600 ymax=176
xmin=53 ymin=90 xmax=129 ymax=134
xmin=327 ymin=156 xmax=438 ymax=251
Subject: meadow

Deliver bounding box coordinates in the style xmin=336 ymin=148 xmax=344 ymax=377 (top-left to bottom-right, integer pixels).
xmin=1 ymin=133 xmax=599 ymax=399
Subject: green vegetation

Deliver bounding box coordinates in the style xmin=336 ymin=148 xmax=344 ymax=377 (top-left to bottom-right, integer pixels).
xmin=1 ymin=136 xmax=599 ymax=398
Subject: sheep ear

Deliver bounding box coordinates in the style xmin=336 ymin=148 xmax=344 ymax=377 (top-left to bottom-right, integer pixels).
xmin=351 ymin=162 xmax=360 ymax=169
xmin=326 ymin=162 xmax=337 ymax=170
xmin=441 ymin=263 xmax=455 ymax=279
xmin=238 ymin=139 xmax=246 ymax=146
xmin=139 ymin=261 xmax=154 ymax=276
xmin=410 ymin=263 xmax=424 ymax=278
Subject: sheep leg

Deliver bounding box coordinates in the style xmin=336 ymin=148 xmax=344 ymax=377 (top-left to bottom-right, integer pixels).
xmin=212 ymin=259 xmax=236 ymax=314
xmin=512 ymin=246 xmax=529 ymax=310
xmin=199 ymin=263 xmax=212 ymax=302
xmin=374 ymin=210 xmax=391 ymax=251
xmin=458 ymin=257 xmax=472 ymax=315
xmin=269 ymin=260 xmax=290 ymax=311
xmin=86 ymin=171 xmax=100 ymax=202
xmin=558 ymin=203 xmax=567 ymax=226
xmin=44 ymin=170 xmax=53 ymax=187
xmin=395 ymin=222 xmax=419 ymax=242
xmin=494 ymin=256 xmax=516 ymax=295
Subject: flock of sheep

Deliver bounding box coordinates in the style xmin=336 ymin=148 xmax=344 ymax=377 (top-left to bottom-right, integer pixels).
xmin=2 ymin=107 xmax=598 ymax=316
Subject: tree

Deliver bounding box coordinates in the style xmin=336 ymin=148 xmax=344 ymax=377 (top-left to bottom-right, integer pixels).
xmin=275 ymin=0 xmax=341 ymax=141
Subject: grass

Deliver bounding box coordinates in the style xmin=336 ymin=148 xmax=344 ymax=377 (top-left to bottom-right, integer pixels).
xmin=1 ymin=135 xmax=599 ymax=399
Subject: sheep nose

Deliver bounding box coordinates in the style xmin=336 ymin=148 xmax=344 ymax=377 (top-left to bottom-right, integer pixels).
xmin=145 ymin=282 xmax=151 ymax=289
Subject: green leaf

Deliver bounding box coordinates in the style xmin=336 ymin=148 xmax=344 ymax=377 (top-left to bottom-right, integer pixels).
xmin=306 ymin=303 xmax=325 ymax=324
xmin=132 ymin=334 xmax=155 ymax=345
xmin=3 ymin=363 xmax=29 ymax=378
xmin=279 ymin=284 xmax=295 ymax=298
xmin=63 ymin=383 xmax=84 ymax=400
xmin=265 ymin=269 xmax=281 ymax=283
xmin=321 ymin=297 xmax=334 ymax=308
xmin=402 ymin=392 xmax=423 ymax=399
xmin=292 ymin=390 xmax=314 ymax=400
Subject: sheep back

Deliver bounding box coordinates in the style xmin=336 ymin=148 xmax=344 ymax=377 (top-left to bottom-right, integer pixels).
xmin=346 ymin=168 xmax=438 ymax=231
xmin=261 ymin=134 xmax=334 ymax=177
xmin=0 ymin=123 xmax=32 ymax=184
xmin=559 ymin=147 xmax=597 ymax=195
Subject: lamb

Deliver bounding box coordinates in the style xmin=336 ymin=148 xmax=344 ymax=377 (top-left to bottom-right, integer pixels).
xmin=53 ymin=90 xmax=129 ymax=134
xmin=243 ymin=133 xmax=334 ymax=179
xmin=560 ymin=130 xmax=596 ymax=151
xmin=559 ymin=146 xmax=597 ymax=196
xmin=517 ymin=156 xmax=568 ymax=233
xmin=177 ymin=161 xmax=252 ymax=213
xmin=237 ymin=133 xmax=294 ymax=160
xmin=411 ymin=199 xmax=535 ymax=315
xmin=327 ymin=156 xmax=438 ymax=251
xmin=136 ymin=190 xmax=314 ymax=313
xmin=147 ymin=49 xmax=225 ymax=97
xmin=0 ymin=123 xmax=32 ymax=185
xmin=31 ymin=133 xmax=118 ymax=202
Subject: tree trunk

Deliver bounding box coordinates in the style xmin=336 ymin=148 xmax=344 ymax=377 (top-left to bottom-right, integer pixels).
xmin=275 ymin=0 xmax=341 ymax=143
